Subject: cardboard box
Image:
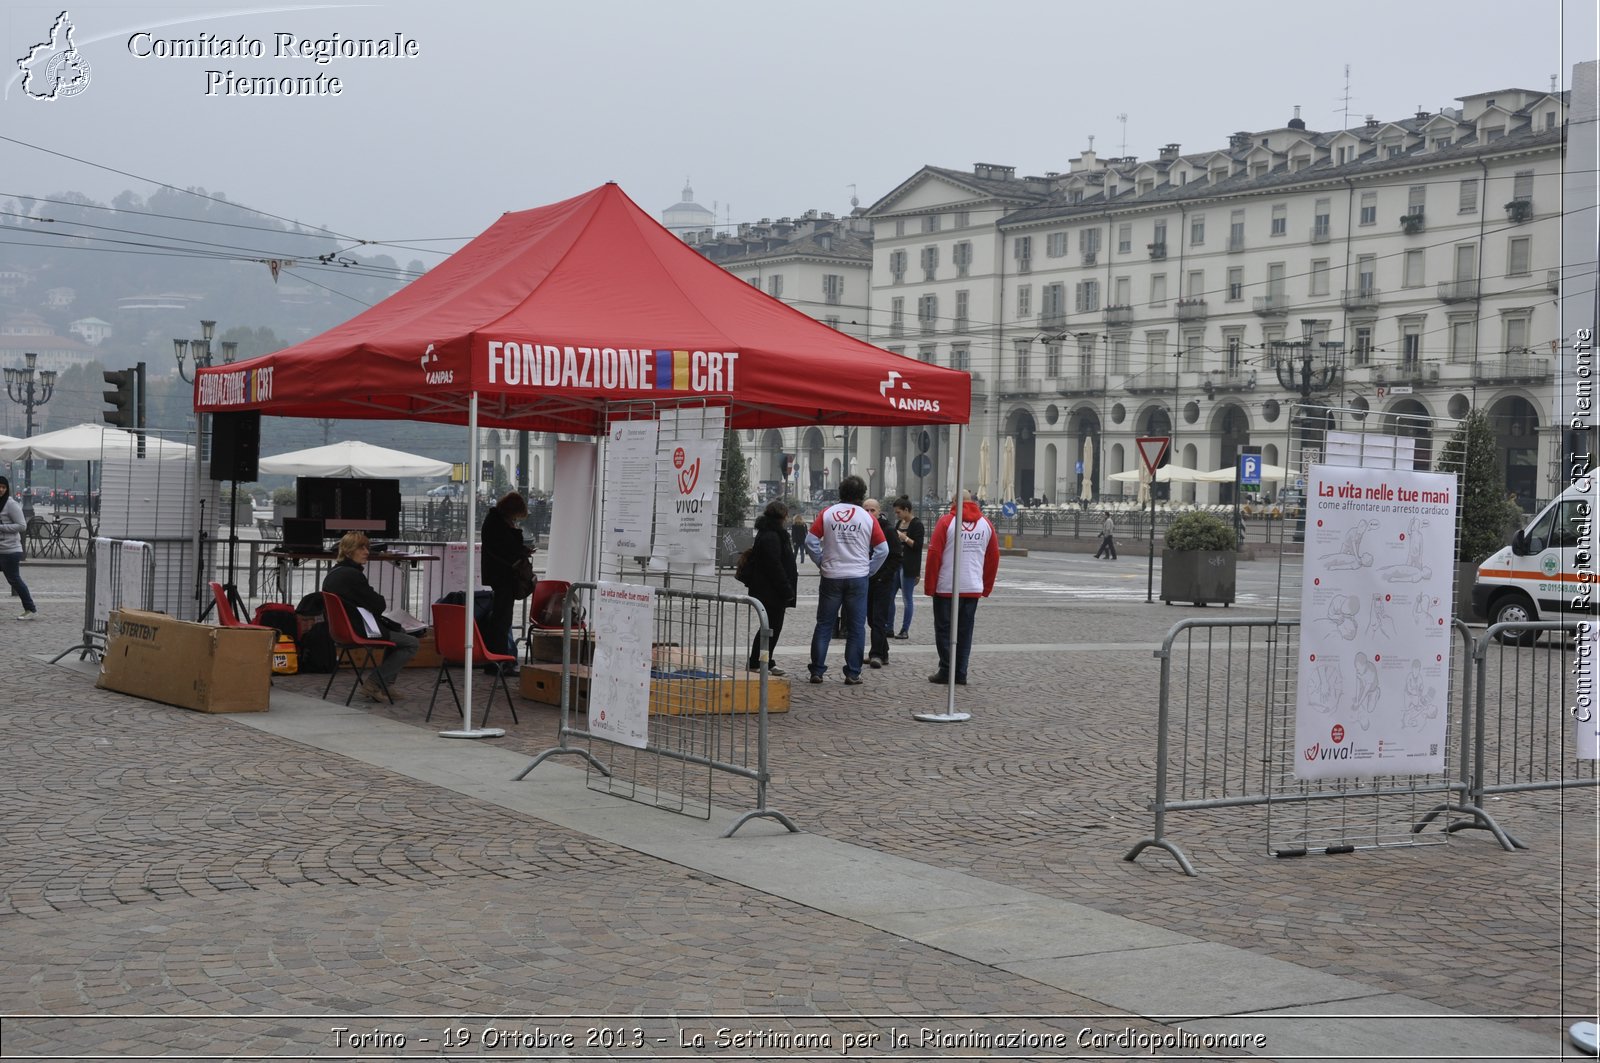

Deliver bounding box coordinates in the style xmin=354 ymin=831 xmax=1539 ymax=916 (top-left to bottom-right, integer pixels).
xmin=98 ymin=609 xmax=273 ymax=713
xmin=525 ymin=629 xmax=594 ymax=664
xmin=519 ymin=662 xmax=789 ymax=715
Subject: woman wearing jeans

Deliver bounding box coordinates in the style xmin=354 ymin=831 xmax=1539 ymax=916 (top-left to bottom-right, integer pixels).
xmin=890 ymin=496 xmax=923 ymax=638
xmin=0 ymin=476 xmax=39 ymax=620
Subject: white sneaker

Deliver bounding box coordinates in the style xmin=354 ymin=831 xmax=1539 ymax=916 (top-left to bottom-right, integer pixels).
xmin=17 ymin=611 xmax=36 ymax=621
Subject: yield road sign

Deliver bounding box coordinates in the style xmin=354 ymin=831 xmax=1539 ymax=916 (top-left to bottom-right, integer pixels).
xmin=1136 ymin=436 xmax=1169 ymax=475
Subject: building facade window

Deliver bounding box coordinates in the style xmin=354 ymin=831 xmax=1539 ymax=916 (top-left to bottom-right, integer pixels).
xmin=954 ymin=290 xmax=969 ymax=332
xmin=953 ymin=241 xmax=972 ymax=277
xmin=1502 ymin=311 xmax=1531 ymax=353
xmin=1357 ymin=254 xmax=1376 ymax=292
xmin=918 ymin=344 xmax=936 ymax=364
xmin=1400 ymin=320 xmax=1424 ymax=367
xmin=1017 ymin=284 xmax=1032 ymax=318
xmin=1045 ymin=342 xmax=1062 ymax=378
xmin=922 ymin=214 xmax=942 ymax=233
xmin=1313 ymin=197 xmax=1331 ymax=238
xmin=889 ymin=250 xmax=906 ymax=283
xmin=951 ymin=343 xmax=970 ymax=370
xmin=1186 ymin=269 xmax=1204 ymax=299
xmin=1359 ymin=192 xmax=1377 ymax=226
xmin=1512 ymin=169 xmax=1534 ymax=202
xmin=1014 ymin=235 xmax=1032 ymax=272
xmin=1145 ymin=330 xmax=1168 ymax=371
xmin=1079 ymin=227 xmax=1101 ymax=260
xmin=1408 ymin=184 xmax=1427 ymax=215
xmin=824 ymin=316 xmax=841 ymax=330
xmin=1117 ymin=223 xmax=1132 ymax=254
xmin=1507 ymin=236 xmax=1531 ymax=276
xmin=1229 ymin=209 xmax=1246 ymax=249
xmin=1226 ymin=267 xmax=1244 ymax=302
xmin=1047 ymin=231 xmax=1068 ymax=257
xmin=894 ymin=219 xmax=906 ymax=237
xmin=890 ymin=297 xmax=905 ymax=337
xmin=1448 ymin=316 xmax=1476 ymax=362
xmin=1403 ymin=249 xmax=1425 ymax=288
xmin=954 ymin=211 xmax=969 ymax=228
xmin=921 ymin=245 xmax=939 ymax=281
xmin=767 ymin=275 xmax=783 ymax=297
xmin=1190 ymin=214 xmax=1206 ymax=245
xmin=1114 ymin=276 xmax=1132 ymax=307
xmin=1224 ymin=328 xmax=1244 ymax=368
xmin=1013 ymin=339 xmax=1031 ymax=379
xmin=1042 ymin=282 xmax=1066 ymax=324
xmin=1271 ymin=203 xmax=1287 ymax=236
xmin=1074 ymin=279 xmax=1100 ymax=313
xmin=917 ymin=293 xmax=938 ymax=333
xmin=1152 ymin=220 xmax=1167 ymax=247
xmin=1459 ymin=178 xmax=1479 ymax=213
xmin=1352 ymin=324 xmax=1374 ymax=365
xmin=823 ymin=273 xmax=844 ymax=305
xmin=1149 ymin=273 xmax=1167 ymax=307
xmin=1309 ymin=258 xmax=1330 ymax=296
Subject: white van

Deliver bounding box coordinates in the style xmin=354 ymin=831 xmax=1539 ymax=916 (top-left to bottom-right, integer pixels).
xmin=1472 ymin=480 xmax=1594 ymax=644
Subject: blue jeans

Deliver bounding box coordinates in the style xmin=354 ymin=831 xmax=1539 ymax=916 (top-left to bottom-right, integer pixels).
xmin=892 ymin=572 xmax=917 ymax=634
xmin=931 ymin=595 xmax=979 ymax=681
xmin=0 ymin=551 xmax=35 ymax=613
xmin=810 ymin=575 xmax=868 ymax=679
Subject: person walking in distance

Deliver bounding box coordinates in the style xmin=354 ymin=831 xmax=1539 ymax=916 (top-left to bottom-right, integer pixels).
xmin=0 ymin=476 xmax=38 ymax=620
xmin=1094 ymin=511 xmax=1118 ymax=560
xmin=925 ymin=491 xmax=999 ymax=686
xmin=743 ymin=501 xmax=798 ymax=676
xmin=863 ymin=498 xmax=903 ymax=669
xmin=790 ymin=516 xmax=807 ymax=565
xmin=890 ymin=495 xmax=924 ymax=638
xmin=804 ymin=475 xmax=887 ymax=686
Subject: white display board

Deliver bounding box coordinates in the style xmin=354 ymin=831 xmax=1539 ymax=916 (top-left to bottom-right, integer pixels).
xmin=603 ymin=420 xmax=658 ymax=556
xmin=545 ymin=439 xmax=597 ymax=582
xmin=1294 ymin=464 xmax=1457 ymax=780
xmin=586 ymin=581 xmax=654 ymax=749
xmin=650 ymin=409 xmax=722 ymax=567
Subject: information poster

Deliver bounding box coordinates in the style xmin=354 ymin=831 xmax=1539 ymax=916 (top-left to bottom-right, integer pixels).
xmin=1294 ymin=464 xmax=1457 ymax=780
xmin=587 ymin=581 xmax=654 ymax=750
xmin=651 ymin=436 xmax=721 ymax=566
xmin=603 ymin=420 xmax=659 ymax=556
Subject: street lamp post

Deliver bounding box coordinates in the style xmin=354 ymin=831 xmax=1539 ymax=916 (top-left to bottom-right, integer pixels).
xmin=3 ymin=352 xmax=58 ymax=491
xmin=1272 ymin=321 xmax=1342 ymax=543
xmin=175 ymin=321 xmax=239 ymax=619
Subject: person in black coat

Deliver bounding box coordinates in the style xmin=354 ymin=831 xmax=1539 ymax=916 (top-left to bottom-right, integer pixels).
xmin=481 ymin=491 xmax=533 ymax=674
xmin=321 ymin=531 xmax=420 ymax=701
xmin=744 ymin=501 xmax=799 ymax=676
xmin=864 ymin=497 xmax=904 ymax=668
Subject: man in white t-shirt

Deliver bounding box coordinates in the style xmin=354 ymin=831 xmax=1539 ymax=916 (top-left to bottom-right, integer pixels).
xmin=804 ymin=475 xmax=887 ymax=685
xmin=924 ymin=491 xmax=1000 ymax=686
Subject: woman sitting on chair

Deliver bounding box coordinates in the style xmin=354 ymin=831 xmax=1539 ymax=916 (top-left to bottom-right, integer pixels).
xmin=321 ymin=531 xmax=419 ymax=701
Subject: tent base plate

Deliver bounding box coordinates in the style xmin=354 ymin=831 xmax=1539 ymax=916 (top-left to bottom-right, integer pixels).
xmin=913 ymin=712 xmax=971 ymax=723
xmin=440 ymin=727 xmax=507 ymax=740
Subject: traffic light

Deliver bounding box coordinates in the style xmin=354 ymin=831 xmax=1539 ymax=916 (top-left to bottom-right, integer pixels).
xmin=781 ymin=453 xmax=794 ymax=479
xmin=103 ymin=368 xmax=136 ymax=428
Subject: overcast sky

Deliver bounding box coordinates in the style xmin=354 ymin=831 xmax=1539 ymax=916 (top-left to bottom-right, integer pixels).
xmin=1 ymin=0 xmax=1594 ymax=275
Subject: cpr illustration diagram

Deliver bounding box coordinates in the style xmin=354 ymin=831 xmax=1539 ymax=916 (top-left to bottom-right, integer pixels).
xmin=1295 ymin=463 xmax=1456 ymax=780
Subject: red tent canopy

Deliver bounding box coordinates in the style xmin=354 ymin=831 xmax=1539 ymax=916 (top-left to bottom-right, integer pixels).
xmin=194 ymin=183 xmax=971 ymax=434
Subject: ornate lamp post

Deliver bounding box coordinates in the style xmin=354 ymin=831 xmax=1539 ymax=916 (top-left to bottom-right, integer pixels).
xmin=174 ymin=319 xmax=238 ymax=384
xmin=4 ymin=352 xmax=58 ymax=490
xmin=174 ymin=321 xmax=238 ymax=619
xmin=1272 ymin=320 xmax=1343 ymax=542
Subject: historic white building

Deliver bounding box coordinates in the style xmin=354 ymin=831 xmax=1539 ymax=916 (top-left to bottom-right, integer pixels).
xmin=866 ymin=85 xmax=1570 ymax=508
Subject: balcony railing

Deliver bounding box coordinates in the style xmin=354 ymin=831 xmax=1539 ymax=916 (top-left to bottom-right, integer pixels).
xmin=968 ymin=371 xmax=987 ymax=397
xmin=1039 ymin=309 xmax=1067 ymax=332
xmin=1371 ymin=360 xmax=1442 ymax=386
xmin=1104 ymin=304 xmax=1133 ymax=327
xmin=1341 ymin=287 xmax=1380 ymax=311
xmin=1175 ymin=298 xmax=1207 ymax=322
xmin=1252 ymin=293 xmax=1289 ymax=317
xmin=1205 ymin=367 xmax=1258 ymax=393
xmin=1122 ymin=368 xmax=1185 ymax=394
xmin=1226 ymin=235 xmax=1247 ymax=253
xmin=1147 ymin=242 xmax=1167 ymax=260
xmin=1473 ymin=351 xmax=1552 ymax=384
xmin=999 ymin=377 xmax=1044 ymax=398
xmin=1547 ymin=269 xmax=1560 ymax=294
xmin=888 ymin=320 xmax=904 ymax=338
xmin=1437 ymin=279 xmax=1479 ymax=303
xmin=1309 ymin=224 xmax=1331 ymax=244
xmin=1056 ymin=372 xmax=1106 ymax=396
xmin=1082 ymin=251 xmax=1097 ymax=267
xmin=1400 ymin=211 xmax=1426 ymax=234
xmin=952 ymin=317 xmax=969 ymax=333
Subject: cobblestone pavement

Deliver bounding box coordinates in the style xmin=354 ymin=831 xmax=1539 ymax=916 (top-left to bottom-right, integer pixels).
xmin=1 ymin=555 xmax=1593 ymax=1058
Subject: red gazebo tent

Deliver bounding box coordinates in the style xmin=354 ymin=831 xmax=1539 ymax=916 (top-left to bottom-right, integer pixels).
xmin=193 ymin=183 xmax=974 ymax=734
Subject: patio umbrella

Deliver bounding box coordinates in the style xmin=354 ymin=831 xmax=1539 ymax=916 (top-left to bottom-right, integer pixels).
xmin=1109 ymin=464 xmax=1203 ymax=483
xmin=883 ymin=455 xmax=898 ymax=499
xmin=1196 ymin=461 xmax=1291 ymax=483
xmin=1000 ymin=437 xmax=1016 ymax=501
xmin=257 ymin=439 xmax=451 ymax=478
xmin=977 ymin=437 xmax=991 ymax=500
xmin=944 ymin=442 xmax=955 ymax=501
xmin=0 ymin=422 xmax=193 ymax=462
xmin=796 ymin=453 xmax=809 ymax=500
xmin=1136 ymin=465 xmax=1151 ymax=507
xmin=1079 ymin=437 xmax=1095 ymax=503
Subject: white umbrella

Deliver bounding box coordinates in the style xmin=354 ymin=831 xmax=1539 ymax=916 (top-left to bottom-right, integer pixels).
xmin=1000 ymin=437 xmax=1016 ymax=501
xmin=977 ymin=437 xmax=991 ymax=500
xmin=0 ymin=422 xmax=192 ymax=462
xmin=883 ymin=455 xmax=898 ymax=499
xmin=1110 ymin=464 xmax=1203 ymax=483
xmin=944 ymin=441 xmax=955 ymax=500
xmin=1079 ymin=437 xmax=1095 ymax=503
xmin=1196 ymin=461 xmax=1291 ymax=484
xmin=796 ymin=452 xmax=809 ymax=500
xmin=257 ymin=439 xmax=451 ymax=478
xmin=1136 ymin=464 xmax=1151 ymax=507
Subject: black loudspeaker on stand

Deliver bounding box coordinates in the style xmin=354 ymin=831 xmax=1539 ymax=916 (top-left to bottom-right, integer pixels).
xmin=210 ymin=411 xmax=260 ymax=482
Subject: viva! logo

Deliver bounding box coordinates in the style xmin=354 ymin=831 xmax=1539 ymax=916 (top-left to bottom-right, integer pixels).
xmin=672 ymin=446 xmax=704 ymax=513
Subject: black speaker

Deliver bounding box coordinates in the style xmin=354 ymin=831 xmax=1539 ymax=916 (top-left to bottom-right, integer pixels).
xmin=210 ymin=411 xmax=260 ymax=481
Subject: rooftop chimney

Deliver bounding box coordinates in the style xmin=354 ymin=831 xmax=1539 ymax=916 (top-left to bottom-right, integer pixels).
xmin=1159 ymin=143 xmax=1182 ymax=161
xmin=1364 ymin=115 xmax=1378 ymax=129
xmin=1287 ymin=105 xmax=1306 ymax=130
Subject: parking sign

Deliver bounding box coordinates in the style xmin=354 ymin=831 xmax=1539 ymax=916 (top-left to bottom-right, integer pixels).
xmin=1240 ymin=454 xmax=1261 ymax=485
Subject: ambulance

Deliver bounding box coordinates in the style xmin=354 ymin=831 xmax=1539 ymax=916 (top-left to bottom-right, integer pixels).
xmin=1471 ymin=480 xmax=1595 ymax=644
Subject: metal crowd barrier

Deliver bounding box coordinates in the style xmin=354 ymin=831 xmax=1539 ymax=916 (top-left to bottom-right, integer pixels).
xmin=1434 ymin=620 xmax=1591 ymax=849
xmin=53 ymin=537 xmax=157 ymax=662
xmin=1124 ymin=616 xmax=1499 ymax=876
xmin=517 ymin=581 xmax=797 ymax=838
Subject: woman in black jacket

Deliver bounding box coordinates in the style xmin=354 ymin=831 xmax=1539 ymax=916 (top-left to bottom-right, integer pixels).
xmin=743 ymin=501 xmax=799 ymax=676
xmin=481 ymin=491 xmax=533 ymax=673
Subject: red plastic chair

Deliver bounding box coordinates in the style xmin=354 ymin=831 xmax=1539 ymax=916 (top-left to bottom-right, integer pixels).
xmin=210 ymin=581 xmax=277 ymax=665
xmin=427 ymin=602 xmax=519 ymax=725
xmin=320 ymin=592 xmax=397 ymax=706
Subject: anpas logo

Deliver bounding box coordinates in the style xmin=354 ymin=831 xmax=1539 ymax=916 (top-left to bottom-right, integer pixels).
xmin=879 ymin=369 xmax=940 ymax=414
xmin=420 ymin=343 xmax=453 ymax=385
xmin=17 ymin=11 xmax=91 ymax=101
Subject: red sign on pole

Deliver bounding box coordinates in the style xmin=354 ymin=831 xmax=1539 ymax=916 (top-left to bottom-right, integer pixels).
xmin=1136 ymin=436 xmax=1170 ymax=476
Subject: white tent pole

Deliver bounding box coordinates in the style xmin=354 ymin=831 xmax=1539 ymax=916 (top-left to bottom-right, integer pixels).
xmin=442 ymin=391 xmax=503 ymax=739
xmin=946 ymin=424 xmax=963 ymax=714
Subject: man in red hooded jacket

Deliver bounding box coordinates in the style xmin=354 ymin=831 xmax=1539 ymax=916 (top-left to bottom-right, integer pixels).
xmin=923 ymin=491 xmax=999 ymax=686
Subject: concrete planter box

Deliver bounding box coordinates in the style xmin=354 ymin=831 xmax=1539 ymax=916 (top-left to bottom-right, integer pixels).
xmin=1160 ymin=549 xmax=1236 ymax=607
